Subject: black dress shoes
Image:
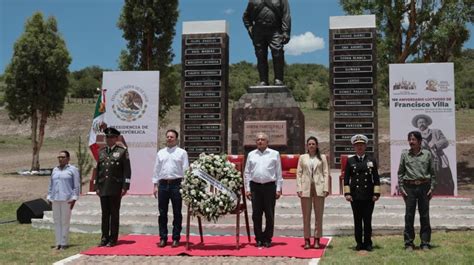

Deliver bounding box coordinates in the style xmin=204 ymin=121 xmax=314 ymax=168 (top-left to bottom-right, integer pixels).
xmin=98 ymin=239 xmax=108 ymax=247
xmin=256 ymin=241 xmax=263 ymax=248
xmin=157 ymin=239 xmax=167 ymax=248
xmin=365 ymin=244 xmax=373 ymax=251
xmin=420 ymin=244 xmax=431 ymax=250
xmin=263 ymin=241 xmax=272 ymax=248
xmin=106 ymin=241 xmax=117 ymax=247
xmin=405 ymin=244 xmax=414 ymax=251
xmin=355 ymin=244 xmax=363 ymax=251
xmin=172 ymin=240 xmax=179 ymax=248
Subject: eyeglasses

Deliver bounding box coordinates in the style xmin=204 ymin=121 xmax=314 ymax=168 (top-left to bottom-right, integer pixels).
xmin=57 ymin=156 xmax=67 ymax=159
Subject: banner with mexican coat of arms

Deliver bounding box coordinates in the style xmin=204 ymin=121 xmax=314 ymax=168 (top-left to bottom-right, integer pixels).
xmin=103 ymin=71 xmax=160 ymax=194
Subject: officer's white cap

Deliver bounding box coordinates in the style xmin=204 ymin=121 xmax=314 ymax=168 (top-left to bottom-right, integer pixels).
xmin=351 ymin=134 xmax=368 ymax=145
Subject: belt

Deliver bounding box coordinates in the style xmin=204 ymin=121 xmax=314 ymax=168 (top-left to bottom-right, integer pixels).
xmin=250 ymin=181 xmax=276 ymax=186
xmin=159 ymin=178 xmax=182 ymax=185
xmin=404 ymin=179 xmax=430 ymax=185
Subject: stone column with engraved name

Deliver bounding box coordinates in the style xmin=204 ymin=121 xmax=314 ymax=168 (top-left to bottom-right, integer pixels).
xmin=180 ymin=21 xmax=229 ymax=161
xmin=231 ymin=85 xmax=305 ymax=155
xmin=329 ymin=15 xmax=378 ymax=168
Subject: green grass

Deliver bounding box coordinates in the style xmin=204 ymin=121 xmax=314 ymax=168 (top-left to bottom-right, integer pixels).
xmin=0 ymin=201 xmax=18 ymax=220
xmin=1 ymin=201 xmax=473 ymax=264
xmin=297 ymin=103 xmax=472 ymax=140
xmin=301 ymin=107 xmax=330 ymax=132
xmin=454 ymin=108 xmax=473 ymax=134
xmin=0 ymin=202 xmax=97 ymax=264
xmin=0 ymin=135 xmax=76 ymax=151
xmin=322 ymin=231 xmax=474 ymax=264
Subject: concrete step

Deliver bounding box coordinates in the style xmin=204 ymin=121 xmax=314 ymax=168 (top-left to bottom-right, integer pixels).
xmin=53 ymin=204 xmax=474 ymax=217
xmin=32 ymin=195 xmax=474 ymax=236
xmin=73 ymin=194 xmax=474 ymax=206
xmin=71 ymin=196 xmax=474 ymax=215
xmin=40 ymin=210 xmax=474 ymax=226
xmin=32 ymin=217 xmax=474 ymax=237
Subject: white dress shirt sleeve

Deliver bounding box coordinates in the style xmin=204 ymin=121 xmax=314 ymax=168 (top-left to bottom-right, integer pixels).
xmin=244 ymin=152 xmax=253 ymax=192
xmin=152 ymin=151 xmax=161 ymax=184
xmin=182 ymin=151 xmax=189 ymax=173
xmin=275 ymin=152 xmax=283 ymax=192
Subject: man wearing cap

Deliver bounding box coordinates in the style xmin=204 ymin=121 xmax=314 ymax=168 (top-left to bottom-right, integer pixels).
xmin=152 ymin=129 xmax=189 ymax=248
xmin=344 ymin=134 xmax=380 ymax=251
xmin=398 ymin=131 xmax=436 ymax=251
xmin=412 ymin=114 xmax=453 ymax=195
xmin=94 ymin=127 xmax=131 ymax=247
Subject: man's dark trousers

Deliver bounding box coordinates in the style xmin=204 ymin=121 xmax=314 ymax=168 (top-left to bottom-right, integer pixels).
xmin=350 ymin=199 xmax=375 ymax=248
xmin=100 ymin=195 xmax=122 ymax=243
xmin=250 ymin=181 xmax=276 ymax=244
xmin=158 ymin=180 xmax=182 ymax=242
xmin=404 ymin=183 xmax=431 ymax=246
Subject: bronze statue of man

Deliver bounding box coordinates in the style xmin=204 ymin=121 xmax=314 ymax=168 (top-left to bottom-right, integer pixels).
xmin=243 ymin=0 xmax=291 ymax=86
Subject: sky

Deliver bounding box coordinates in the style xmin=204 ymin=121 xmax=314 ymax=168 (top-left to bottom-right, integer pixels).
xmin=1 ymin=0 xmax=473 ymax=74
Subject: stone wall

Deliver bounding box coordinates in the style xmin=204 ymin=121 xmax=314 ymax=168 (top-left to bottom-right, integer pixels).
xmin=231 ymin=87 xmax=305 ymax=155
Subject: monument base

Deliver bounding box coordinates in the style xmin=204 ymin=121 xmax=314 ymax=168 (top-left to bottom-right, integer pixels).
xmin=231 ymin=86 xmax=305 ymax=155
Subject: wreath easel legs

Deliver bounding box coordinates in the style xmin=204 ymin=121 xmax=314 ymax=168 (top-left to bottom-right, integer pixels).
xmin=185 ymin=206 xmax=203 ymax=250
xmin=185 ymin=199 xmax=251 ymax=250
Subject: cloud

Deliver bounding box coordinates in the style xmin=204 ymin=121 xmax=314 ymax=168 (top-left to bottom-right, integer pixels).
xmin=223 ymin=8 xmax=234 ymax=15
xmin=285 ymin=32 xmax=325 ymax=56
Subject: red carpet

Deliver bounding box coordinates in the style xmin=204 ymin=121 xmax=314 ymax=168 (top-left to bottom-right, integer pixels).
xmin=81 ymin=235 xmax=330 ymax=259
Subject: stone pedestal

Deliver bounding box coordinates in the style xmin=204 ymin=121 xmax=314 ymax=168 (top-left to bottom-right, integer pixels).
xmin=231 ymin=86 xmax=305 ymax=155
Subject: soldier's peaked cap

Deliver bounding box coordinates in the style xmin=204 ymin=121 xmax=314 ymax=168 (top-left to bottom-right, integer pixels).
xmin=104 ymin=127 xmax=120 ymax=137
xmin=351 ymin=134 xmax=368 ymax=145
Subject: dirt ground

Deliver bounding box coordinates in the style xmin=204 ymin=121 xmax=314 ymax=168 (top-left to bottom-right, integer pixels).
xmin=1 ymin=141 xmax=473 ymax=202
xmin=0 ymin=104 xmax=473 ymax=202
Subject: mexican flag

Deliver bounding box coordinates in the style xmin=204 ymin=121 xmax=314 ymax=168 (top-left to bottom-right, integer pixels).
xmin=88 ymin=89 xmax=106 ymax=161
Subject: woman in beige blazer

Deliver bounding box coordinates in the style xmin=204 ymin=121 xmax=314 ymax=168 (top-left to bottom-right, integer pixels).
xmin=296 ymin=136 xmax=329 ymax=249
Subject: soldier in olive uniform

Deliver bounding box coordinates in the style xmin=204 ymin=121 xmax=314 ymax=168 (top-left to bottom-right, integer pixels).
xmin=94 ymin=127 xmax=131 ymax=247
xmin=344 ymin=134 xmax=380 ymax=251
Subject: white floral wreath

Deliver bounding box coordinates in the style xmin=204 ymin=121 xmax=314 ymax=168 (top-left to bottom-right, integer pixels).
xmin=180 ymin=153 xmax=243 ymax=222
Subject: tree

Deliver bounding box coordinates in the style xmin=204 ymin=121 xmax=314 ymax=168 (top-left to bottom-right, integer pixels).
xmin=76 ymin=136 xmax=93 ymax=193
xmin=117 ymin=0 xmax=179 ymax=118
xmin=311 ymin=81 xmax=330 ymax=110
xmin=69 ymin=75 xmax=99 ymax=98
xmin=69 ymin=66 xmax=105 ymax=98
xmin=339 ymin=0 xmax=473 ymax=104
xmin=229 ymin=61 xmax=259 ymax=101
xmin=0 ymin=74 xmax=5 ymax=107
xmin=454 ymin=49 xmax=474 ymax=108
xmin=4 ymin=12 xmax=71 ymax=170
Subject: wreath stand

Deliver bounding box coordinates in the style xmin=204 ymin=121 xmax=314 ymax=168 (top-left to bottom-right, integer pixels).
xmin=185 ymin=184 xmax=251 ymax=250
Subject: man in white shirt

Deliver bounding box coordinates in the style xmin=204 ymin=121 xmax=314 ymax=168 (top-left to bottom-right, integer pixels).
xmin=244 ymin=132 xmax=283 ymax=248
xmin=152 ymin=129 xmax=189 ymax=248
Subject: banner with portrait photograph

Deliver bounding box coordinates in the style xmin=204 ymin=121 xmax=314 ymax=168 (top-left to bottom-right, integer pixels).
xmin=103 ymin=71 xmax=160 ymax=194
xmin=389 ymin=63 xmax=456 ymax=196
